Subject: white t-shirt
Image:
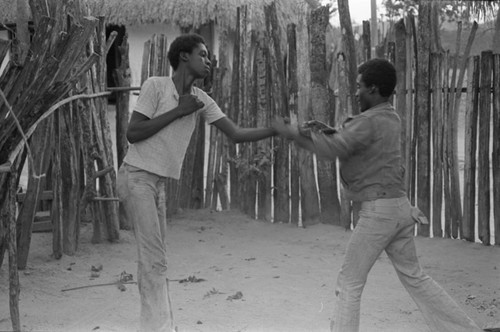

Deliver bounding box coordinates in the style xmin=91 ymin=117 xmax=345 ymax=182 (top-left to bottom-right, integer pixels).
xmin=123 ymin=76 xmax=226 ymax=179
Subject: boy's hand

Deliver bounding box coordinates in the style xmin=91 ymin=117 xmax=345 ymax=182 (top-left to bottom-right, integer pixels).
xmin=271 ymin=116 xmax=297 ymax=139
xmin=178 ymin=94 xmax=204 ymax=116
xmin=302 ymin=120 xmax=337 ymax=134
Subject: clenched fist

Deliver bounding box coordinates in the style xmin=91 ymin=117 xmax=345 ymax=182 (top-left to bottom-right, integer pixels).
xmin=178 ymin=94 xmax=204 ymax=116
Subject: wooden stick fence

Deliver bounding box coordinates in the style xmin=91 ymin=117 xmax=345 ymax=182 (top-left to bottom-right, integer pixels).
xmin=154 ymin=11 xmax=498 ymax=246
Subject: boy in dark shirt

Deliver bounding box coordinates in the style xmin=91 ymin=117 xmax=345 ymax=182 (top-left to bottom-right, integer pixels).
xmin=272 ymin=58 xmax=482 ymax=332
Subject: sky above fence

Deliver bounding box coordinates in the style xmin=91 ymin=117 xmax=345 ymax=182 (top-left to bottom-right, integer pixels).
xmin=324 ymin=0 xmax=384 ymax=26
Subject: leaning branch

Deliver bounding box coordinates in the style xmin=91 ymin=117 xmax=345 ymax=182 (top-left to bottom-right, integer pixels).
xmin=8 ymin=91 xmax=111 ymax=164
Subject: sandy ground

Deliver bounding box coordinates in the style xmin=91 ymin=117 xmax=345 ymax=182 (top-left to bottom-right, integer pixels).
xmin=0 ymin=208 xmax=499 ymax=332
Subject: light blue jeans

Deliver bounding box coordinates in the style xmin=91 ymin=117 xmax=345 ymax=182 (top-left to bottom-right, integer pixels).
xmin=331 ymin=197 xmax=481 ymax=332
xmin=117 ymin=164 xmax=174 ymax=332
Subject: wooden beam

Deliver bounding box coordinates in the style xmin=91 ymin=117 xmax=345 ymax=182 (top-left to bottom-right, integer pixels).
xmin=0 ymin=162 xmax=12 ymax=174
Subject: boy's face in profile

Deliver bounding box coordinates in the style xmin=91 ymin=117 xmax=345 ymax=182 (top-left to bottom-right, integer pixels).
xmin=355 ymin=74 xmax=371 ymax=112
xmin=185 ymin=43 xmax=211 ymax=79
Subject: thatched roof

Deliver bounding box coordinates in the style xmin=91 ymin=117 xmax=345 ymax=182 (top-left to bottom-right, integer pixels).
xmin=1 ymin=0 xmax=320 ymax=31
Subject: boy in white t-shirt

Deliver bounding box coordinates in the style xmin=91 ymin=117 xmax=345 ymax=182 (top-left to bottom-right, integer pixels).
xmin=117 ymin=33 xmax=276 ymax=332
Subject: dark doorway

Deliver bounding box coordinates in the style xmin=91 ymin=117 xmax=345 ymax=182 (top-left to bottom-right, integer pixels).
xmin=106 ymin=24 xmax=126 ymax=104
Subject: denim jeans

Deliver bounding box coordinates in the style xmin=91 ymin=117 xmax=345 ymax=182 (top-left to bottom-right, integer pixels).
xmin=117 ymin=164 xmax=174 ymax=332
xmin=331 ymin=197 xmax=481 ymax=332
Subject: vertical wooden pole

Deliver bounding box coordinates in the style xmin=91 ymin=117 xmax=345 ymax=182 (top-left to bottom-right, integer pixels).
xmin=52 ymin=111 xmax=63 ymax=258
xmin=463 ymin=56 xmax=480 ymax=242
xmin=309 ymin=6 xmax=340 ymax=225
xmin=16 ymin=120 xmax=52 ymax=268
xmin=297 ymin=9 xmax=320 ymax=227
xmin=266 ymin=2 xmax=289 ymax=224
xmin=406 ymin=15 xmax=416 ymax=204
xmin=478 ymin=50 xmax=493 ymax=245
xmin=6 ymin=171 xmax=20 ymax=332
xmin=394 ymin=19 xmax=408 ymax=191
xmin=61 ymin=102 xmax=81 ymax=255
xmin=336 ymin=52 xmax=352 ymax=229
xmin=452 ymin=22 xmax=478 ymax=239
xmin=415 ymin=1 xmax=431 ymax=236
xmin=337 ymin=0 xmax=359 ymax=115
xmin=492 ymin=53 xmax=500 ymax=246
xmin=254 ymin=34 xmax=272 ymax=221
xmin=114 ymin=32 xmax=131 ymax=170
xmin=430 ymin=53 xmax=443 ymax=238
xmin=447 ymin=23 xmax=462 ymax=239
xmin=287 ymin=23 xmax=300 ymax=225
xmin=442 ymin=51 xmax=452 ymax=238
xmin=362 ymin=20 xmax=371 ymax=61
xmin=229 ymin=8 xmax=242 ymax=210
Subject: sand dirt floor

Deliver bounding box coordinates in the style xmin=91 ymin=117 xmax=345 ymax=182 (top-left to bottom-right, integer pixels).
xmin=1 ymin=208 xmax=499 ymax=332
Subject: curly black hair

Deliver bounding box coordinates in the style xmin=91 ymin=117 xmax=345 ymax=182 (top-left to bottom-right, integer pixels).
xmin=167 ymin=33 xmax=206 ymax=70
xmin=358 ymin=58 xmax=397 ymax=97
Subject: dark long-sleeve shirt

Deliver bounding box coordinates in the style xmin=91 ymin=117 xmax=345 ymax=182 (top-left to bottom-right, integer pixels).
xmin=310 ymin=102 xmax=406 ymax=202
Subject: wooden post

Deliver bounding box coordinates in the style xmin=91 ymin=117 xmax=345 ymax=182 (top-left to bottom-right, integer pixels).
xmin=492 ymin=53 xmax=500 ymax=246
xmin=0 ymin=166 xmax=20 ymax=331
xmin=337 ymin=52 xmax=352 ymax=229
xmin=297 ymin=8 xmax=320 ymax=227
xmin=90 ymin=17 xmax=120 ymax=242
xmin=287 ymin=23 xmax=300 ymax=225
xmin=237 ymin=7 xmax=255 ymax=217
xmin=253 ymin=34 xmax=272 ymax=221
xmin=463 ymin=56 xmax=480 ymax=242
xmin=114 ymin=32 xmax=131 ymax=170
xmin=309 ymin=6 xmax=341 ymax=225
xmin=442 ymin=51 xmax=452 ymax=238
xmin=406 ymin=14 xmax=416 ymax=204
xmin=452 ymin=22 xmax=478 ymax=239
xmin=430 ymin=53 xmax=443 ymax=238
xmin=7 ymin=171 xmax=20 ymax=331
xmin=51 ymin=111 xmax=63 ymax=258
xmin=478 ymin=50 xmax=493 ymax=245
xmin=337 ymin=0 xmax=359 ymax=115
xmin=266 ymin=2 xmax=289 ymax=223
xmin=447 ymin=23 xmax=462 ymax=239
xmin=61 ymin=102 xmax=80 ymax=255
xmin=205 ymin=63 xmax=219 ymax=209
xmin=415 ymin=1 xmax=432 ymax=236
xmin=394 ymin=19 xmax=408 ymax=192
xmin=362 ymin=20 xmax=371 ymax=61
xmin=211 ymin=32 xmax=231 ymax=212
xmin=228 ymin=8 xmax=242 ymax=210
xmin=16 ymin=120 xmax=52 ymax=269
